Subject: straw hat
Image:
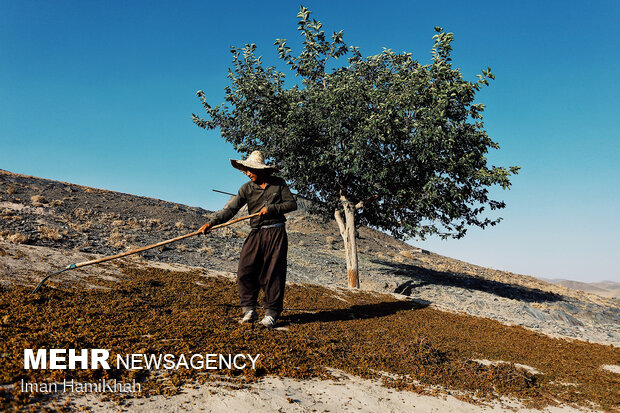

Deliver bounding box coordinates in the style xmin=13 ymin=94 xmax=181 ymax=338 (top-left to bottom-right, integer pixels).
xmin=230 ymin=151 xmax=279 ymax=173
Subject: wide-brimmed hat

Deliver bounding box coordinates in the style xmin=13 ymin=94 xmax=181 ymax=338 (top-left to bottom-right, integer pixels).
xmin=230 ymin=151 xmax=279 ymax=173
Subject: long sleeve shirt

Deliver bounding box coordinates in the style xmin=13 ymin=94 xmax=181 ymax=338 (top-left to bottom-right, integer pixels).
xmin=208 ymin=175 xmax=297 ymax=229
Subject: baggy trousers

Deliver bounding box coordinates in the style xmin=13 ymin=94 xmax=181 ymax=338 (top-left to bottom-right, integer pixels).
xmin=237 ymin=226 xmax=287 ymax=317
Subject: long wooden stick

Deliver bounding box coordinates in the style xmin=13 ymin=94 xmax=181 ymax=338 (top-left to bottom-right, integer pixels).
xmin=32 ymin=212 xmax=260 ymax=293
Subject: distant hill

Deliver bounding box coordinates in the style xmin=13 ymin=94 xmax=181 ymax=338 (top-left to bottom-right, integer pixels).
xmin=540 ymin=278 xmax=620 ymax=299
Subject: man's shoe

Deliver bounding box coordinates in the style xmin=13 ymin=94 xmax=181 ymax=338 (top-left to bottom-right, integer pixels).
xmin=238 ymin=310 xmax=258 ymax=324
xmin=260 ymin=315 xmax=276 ymax=328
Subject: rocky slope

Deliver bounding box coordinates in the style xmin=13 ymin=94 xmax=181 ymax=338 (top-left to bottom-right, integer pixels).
xmin=1 ymin=169 xmax=618 ymax=346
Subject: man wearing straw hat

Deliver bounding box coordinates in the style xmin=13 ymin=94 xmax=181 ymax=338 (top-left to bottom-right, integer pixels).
xmin=199 ymin=151 xmax=297 ymax=328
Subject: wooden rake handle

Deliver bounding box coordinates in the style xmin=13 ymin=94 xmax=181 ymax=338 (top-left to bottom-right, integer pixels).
xmin=32 ymin=212 xmax=260 ymax=293
xmin=72 ymin=212 xmax=260 ymax=268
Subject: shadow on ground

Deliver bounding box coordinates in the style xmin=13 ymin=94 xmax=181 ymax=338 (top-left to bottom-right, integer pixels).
xmin=283 ymin=299 xmax=427 ymax=325
xmin=372 ymin=260 xmax=564 ymax=304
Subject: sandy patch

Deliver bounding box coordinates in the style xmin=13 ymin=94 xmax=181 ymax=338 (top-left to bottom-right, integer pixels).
xmin=0 ymin=241 xmax=123 ymax=288
xmin=472 ymin=359 xmax=542 ymax=375
xmin=139 ymin=260 xmax=204 ymax=273
xmin=0 ymin=241 xmax=230 ymax=290
xmin=601 ymin=364 xmax=620 ymax=374
xmin=62 ymin=369 xmax=593 ymax=413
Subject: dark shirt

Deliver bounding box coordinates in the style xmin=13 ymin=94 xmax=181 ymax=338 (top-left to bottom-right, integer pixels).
xmin=208 ymin=175 xmax=297 ymax=228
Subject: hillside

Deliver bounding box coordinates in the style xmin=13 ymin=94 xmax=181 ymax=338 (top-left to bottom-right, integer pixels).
xmin=1 ymin=169 xmax=618 ymax=344
xmin=1 ymin=169 xmax=619 ymax=412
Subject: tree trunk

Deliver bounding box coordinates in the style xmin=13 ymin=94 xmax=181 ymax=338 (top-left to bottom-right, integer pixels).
xmin=334 ymin=196 xmax=359 ymax=288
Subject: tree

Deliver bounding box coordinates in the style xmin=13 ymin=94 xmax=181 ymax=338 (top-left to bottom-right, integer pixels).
xmin=193 ymin=6 xmax=520 ymax=288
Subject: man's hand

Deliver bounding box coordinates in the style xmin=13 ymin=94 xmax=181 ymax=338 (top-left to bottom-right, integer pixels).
xmin=199 ymin=223 xmax=212 ymax=234
xmin=259 ymin=206 xmax=269 ymax=216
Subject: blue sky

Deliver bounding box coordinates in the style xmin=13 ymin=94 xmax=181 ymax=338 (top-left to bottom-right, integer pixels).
xmin=1 ymin=1 xmax=618 ymax=282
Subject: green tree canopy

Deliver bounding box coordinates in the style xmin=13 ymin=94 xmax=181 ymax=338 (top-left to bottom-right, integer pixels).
xmin=193 ymin=6 xmax=519 ymax=287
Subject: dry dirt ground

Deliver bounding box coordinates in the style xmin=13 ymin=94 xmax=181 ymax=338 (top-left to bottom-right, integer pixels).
xmin=2 ymin=265 xmax=619 ymax=412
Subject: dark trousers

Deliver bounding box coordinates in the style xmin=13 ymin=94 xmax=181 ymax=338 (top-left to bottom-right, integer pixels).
xmin=237 ymin=226 xmax=287 ymax=317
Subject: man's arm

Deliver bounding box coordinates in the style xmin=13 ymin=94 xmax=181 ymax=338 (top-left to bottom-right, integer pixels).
xmin=200 ymin=187 xmax=247 ymax=233
xmin=266 ymin=182 xmax=297 ymax=216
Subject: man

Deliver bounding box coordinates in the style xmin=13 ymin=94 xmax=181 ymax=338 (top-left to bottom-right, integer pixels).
xmin=199 ymin=151 xmax=297 ymax=328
